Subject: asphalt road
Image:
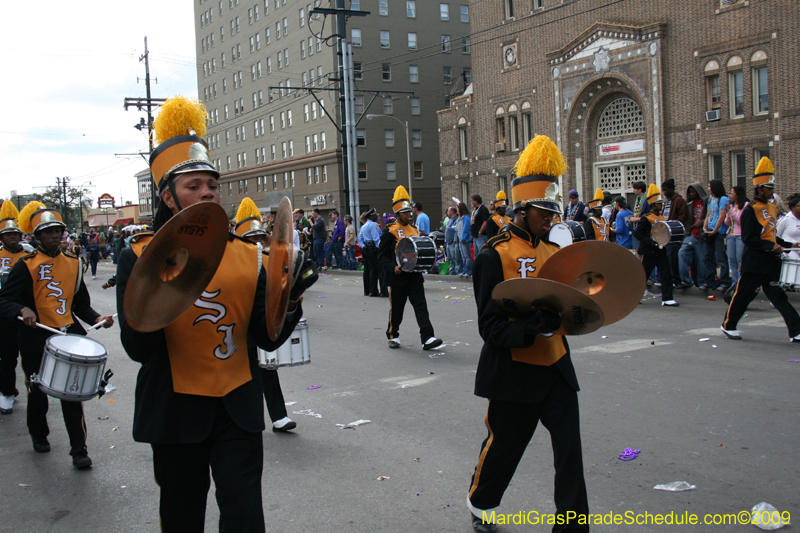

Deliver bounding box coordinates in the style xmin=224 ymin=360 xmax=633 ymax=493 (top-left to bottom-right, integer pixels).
xmin=1 ymin=258 xmax=798 ymax=532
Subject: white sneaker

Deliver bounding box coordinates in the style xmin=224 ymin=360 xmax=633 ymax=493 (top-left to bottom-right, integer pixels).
xmin=388 ymin=338 xmax=401 ymax=349
xmin=791 ymin=334 xmax=800 ymax=343
xmin=272 ymin=417 xmax=297 ymax=432
xmin=661 ymin=300 xmax=679 ymax=307
xmin=720 ymin=325 xmax=742 ymax=340
xmin=0 ymin=394 xmax=14 ymax=414
xmin=92 ymin=276 xmax=97 ymax=279
xmin=422 ymin=337 xmax=443 ymax=351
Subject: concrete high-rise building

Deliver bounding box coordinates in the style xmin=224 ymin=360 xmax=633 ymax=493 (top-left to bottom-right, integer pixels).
xmin=194 ymin=0 xmax=471 ymax=220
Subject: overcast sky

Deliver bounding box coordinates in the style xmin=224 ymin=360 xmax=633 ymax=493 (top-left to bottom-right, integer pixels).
xmin=0 ymin=1 xmax=199 ymax=208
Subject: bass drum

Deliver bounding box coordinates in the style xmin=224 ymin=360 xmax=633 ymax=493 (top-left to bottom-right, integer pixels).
xmin=548 ymin=222 xmax=586 ymax=248
xmin=396 ymin=236 xmax=437 ymax=272
xmin=651 ymin=220 xmax=685 ymax=247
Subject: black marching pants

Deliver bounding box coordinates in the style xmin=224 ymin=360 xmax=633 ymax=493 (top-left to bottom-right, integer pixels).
xmin=386 ymin=281 xmax=434 ymax=343
xmin=0 ymin=324 xmax=20 ymax=397
xmin=642 ymin=250 xmax=674 ymax=301
xmin=723 ymin=269 xmax=800 ymax=337
xmin=259 ymin=367 xmax=288 ymax=423
xmin=151 ymin=402 xmax=265 ymax=533
xmin=468 ymin=372 xmax=589 ymax=532
xmin=665 ymin=243 xmax=681 ymax=285
xmin=21 ymin=351 xmax=87 ymax=456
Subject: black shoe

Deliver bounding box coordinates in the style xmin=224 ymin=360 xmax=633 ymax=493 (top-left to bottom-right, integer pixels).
xmin=369 ymin=293 xmax=380 ymax=297
xmin=472 ymin=513 xmax=497 ymax=533
xmin=380 ymin=293 xmax=389 ymax=297
xmin=32 ymin=437 xmax=51 ymax=453
xmin=73 ymin=453 xmax=93 ymax=470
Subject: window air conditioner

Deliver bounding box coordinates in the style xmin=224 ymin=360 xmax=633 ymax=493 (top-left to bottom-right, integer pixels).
xmin=705 ymin=109 xmax=721 ymax=122
xmin=495 ymin=142 xmax=506 ymax=152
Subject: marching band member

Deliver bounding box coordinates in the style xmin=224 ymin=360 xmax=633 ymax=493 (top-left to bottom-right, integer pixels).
xmin=115 ymin=96 xmax=316 ymax=532
xmin=721 ymin=157 xmax=800 ymax=341
xmin=0 ymin=201 xmax=113 ymax=468
xmin=584 ymin=188 xmax=609 ymax=241
xmin=467 ymin=135 xmax=588 ymax=532
xmin=235 ymin=197 xmax=296 ymax=433
xmin=485 ymin=191 xmax=511 ymax=239
xmin=633 ymin=185 xmax=679 ymax=307
xmin=379 ymin=186 xmax=442 ymax=351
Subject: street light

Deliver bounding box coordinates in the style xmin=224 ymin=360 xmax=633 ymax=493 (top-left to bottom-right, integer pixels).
xmin=366 ymin=114 xmax=412 ymax=200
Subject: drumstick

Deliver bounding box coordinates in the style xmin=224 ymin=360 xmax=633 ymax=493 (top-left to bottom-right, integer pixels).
xmin=16 ymin=316 xmax=68 ymax=336
xmin=88 ymin=313 xmax=118 ymax=330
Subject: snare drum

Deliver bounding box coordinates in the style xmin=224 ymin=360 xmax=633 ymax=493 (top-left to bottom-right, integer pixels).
xmin=779 ymin=256 xmax=800 ymax=290
xmin=258 ymin=319 xmax=310 ymax=369
xmin=651 ymin=220 xmax=685 ymax=247
xmin=396 ymin=236 xmax=437 ymax=272
xmin=32 ymin=334 xmax=108 ymax=401
xmin=548 ymin=222 xmax=586 ymax=248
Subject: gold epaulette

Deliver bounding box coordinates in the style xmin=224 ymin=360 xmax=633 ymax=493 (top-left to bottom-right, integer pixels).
xmin=130 ymin=231 xmax=154 ymax=244
xmin=63 ymin=250 xmax=79 ymax=259
xmin=17 ymin=250 xmax=38 ymax=262
xmin=487 ymin=232 xmax=511 ymax=248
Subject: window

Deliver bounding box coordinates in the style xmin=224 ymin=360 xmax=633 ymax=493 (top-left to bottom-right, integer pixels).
xmin=226 ymin=129 xmax=230 ymax=144
xmin=442 ymin=35 xmax=451 ymax=52
xmin=259 ymin=118 xmax=264 ymax=134
xmin=312 ymin=134 xmax=318 ymax=151
xmin=358 ymin=162 xmax=367 ymax=180
xmin=251 ymin=64 xmax=256 ymax=81
xmin=311 ymin=102 xmax=317 ymax=119
xmin=379 ymin=0 xmax=388 ymax=15
xmin=267 ymin=57 xmax=272 ymax=73
xmin=409 ymin=65 xmax=418 ymax=83
xmin=257 ymin=61 xmax=262 ymax=78
xmin=284 ymin=48 xmax=289 ymax=66
xmin=283 ymin=17 xmax=288 ymax=35
xmin=496 ymin=117 xmax=506 ymax=144
xmin=250 ymin=36 xmax=255 ymax=53
xmin=462 ymin=38 xmax=470 ymax=54
xmin=354 ymin=96 xmax=364 ymax=114
xmin=533 ymin=0 xmax=543 ymax=7
xmin=382 ymin=63 xmax=391 ymax=81
xmin=287 ymin=109 xmax=293 ymax=126
xmin=314 ymin=166 xmax=320 ymax=183
xmin=301 ymin=40 xmax=306 ymax=58
xmin=443 ymin=66 xmax=452 ymax=84
xmin=408 ymin=32 xmax=417 ymax=50
xmin=386 ymin=162 xmax=396 ymax=181
xmin=278 ymin=53 xmax=283 ymax=69
xmin=299 ymin=7 xmax=305 ymax=25
xmin=271 ymin=144 xmax=276 ymax=160
xmin=504 ymin=0 xmax=514 ymax=18
xmin=289 ymin=140 xmax=294 ymax=156
xmin=708 ymin=153 xmax=723 ymax=181
xmin=411 ymin=98 xmax=420 ymax=115
xmin=383 ymin=97 xmax=393 ymax=114
xmin=248 ymin=8 xmax=253 ymax=24
xmin=412 ymin=129 xmax=421 ymax=148
xmin=380 ymin=31 xmax=390 ymax=48
xmin=459 ymin=127 xmax=468 ymax=160
xmin=755 ymin=148 xmax=770 ymax=166
xmin=276 ymin=21 xmax=281 ymax=39
xmin=522 ymin=111 xmax=532 ymax=145
xmin=308 ymin=37 xmax=314 ymax=55
xmin=351 ymin=0 xmax=359 ymax=10
xmin=729 ymin=70 xmax=744 ymax=118
xmin=283 ymin=173 xmax=289 ymax=188
xmin=414 ymin=161 xmax=423 ymax=179
xmin=266 ymin=27 xmax=271 ymax=43
xmin=304 ymin=104 xmax=309 ymax=121
xmin=460 ymin=4 xmax=468 ymax=21
xmin=280 ymin=112 xmax=286 ymax=128
xmin=753 ymin=67 xmax=768 ymax=114
xmin=407 ymin=0 xmax=416 ymax=17
xmin=356 ymin=129 xmax=366 ymax=146
xmin=440 ymin=3 xmax=449 ymax=20
xmin=385 ymin=129 xmax=395 ymax=147
xmin=305 ymin=136 xmax=311 ymax=153
xmin=255 ymin=4 xmax=259 ymax=19
xmin=731 ymin=151 xmax=747 ymax=188
xmin=307 ymin=168 xmax=313 ymax=185
xmin=706 ymin=74 xmax=721 ymax=110
xmin=281 ymin=141 xmax=287 ymax=158
xmin=509 ymin=115 xmax=520 ymax=151
xmin=227 ymin=157 xmax=231 ymax=171
xmin=351 ymin=28 xmax=361 ymax=46
xmin=273 ymin=174 xmax=277 ymax=189
xmin=353 ymin=62 xmax=362 ymax=79
xmin=320 ymin=132 xmax=327 ymax=150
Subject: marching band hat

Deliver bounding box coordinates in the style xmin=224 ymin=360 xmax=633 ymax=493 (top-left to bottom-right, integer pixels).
xmin=150 ymin=96 xmax=219 ymax=192
xmin=235 ymin=197 xmax=266 ymax=238
xmin=392 ymin=186 xmax=413 ymax=214
xmin=646 ymin=183 xmax=663 ymax=204
xmin=18 ymin=201 xmax=65 ymax=234
xmin=495 ymin=190 xmax=508 ymax=208
xmin=753 ymin=157 xmax=776 ymax=187
xmin=510 ymin=135 xmax=566 ymax=214
xmin=588 ymin=188 xmax=604 ymax=210
xmin=0 ymin=200 xmax=22 ymax=235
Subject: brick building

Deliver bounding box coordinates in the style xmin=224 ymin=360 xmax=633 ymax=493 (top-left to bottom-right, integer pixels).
xmin=438 ymin=0 xmax=799 ymax=213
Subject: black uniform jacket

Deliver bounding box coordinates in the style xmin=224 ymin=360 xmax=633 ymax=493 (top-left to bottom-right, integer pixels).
xmin=740 ymin=202 xmax=790 ymax=274
xmin=378 ymin=223 xmax=424 ymax=287
xmin=633 ymin=215 xmax=664 ymax=256
xmin=116 ymin=236 xmax=301 ymax=444
xmin=472 ymin=224 xmax=579 ymax=403
xmin=0 ymin=247 xmax=99 ymax=353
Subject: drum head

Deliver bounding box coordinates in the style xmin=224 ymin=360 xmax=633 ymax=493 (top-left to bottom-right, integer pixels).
xmin=548 ymin=223 xmax=573 ymax=248
xmin=651 ymin=222 xmax=670 ymax=247
xmin=396 ymin=238 xmax=419 ymax=272
xmin=48 ymin=334 xmax=106 ymax=357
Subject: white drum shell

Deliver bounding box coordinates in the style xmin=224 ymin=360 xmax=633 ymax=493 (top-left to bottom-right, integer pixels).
xmin=779 ymin=257 xmax=800 ymax=289
xmin=35 ymin=334 xmax=108 ymax=402
xmin=258 ymin=319 xmax=310 ymax=369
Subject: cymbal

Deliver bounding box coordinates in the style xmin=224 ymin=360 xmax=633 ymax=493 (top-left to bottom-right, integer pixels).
xmin=536 ymin=240 xmax=645 ymax=326
xmin=265 ymin=196 xmax=294 ymax=342
xmin=124 ymin=202 xmax=229 ymax=332
xmin=492 ymin=278 xmax=604 ymax=336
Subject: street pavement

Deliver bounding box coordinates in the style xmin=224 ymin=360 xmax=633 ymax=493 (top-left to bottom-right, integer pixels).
xmin=1 ymin=258 xmax=799 ymax=532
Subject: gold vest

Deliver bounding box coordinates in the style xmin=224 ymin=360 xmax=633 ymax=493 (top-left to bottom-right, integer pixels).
xmin=388 ymin=223 xmax=419 ymax=253
xmin=491 ymin=214 xmax=511 ymax=231
xmin=493 ymin=225 xmax=567 ymax=366
xmin=645 ymin=213 xmax=665 ymax=225
xmin=130 ymin=232 xmax=154 ymax=257
xmin=24 ymin=252 xmax=80 ymax=329
xmin=0 ymin=246 xmax=27 ymax=269
xmin=587 ymin=216 xmax=609 ymax=241
xmin=752 ymin=200 xmax=777 ymax=244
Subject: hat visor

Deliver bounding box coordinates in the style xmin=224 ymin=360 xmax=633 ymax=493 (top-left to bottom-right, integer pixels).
xmin=34 ymin=221 xmax=66 ymax=233
xmin=171 ymin=162 xmax=220 ymax=179
xmin=516 ymin=200 xmax=561 ymax=214
xmin=0 ymin=227 xmax=23 ymax=235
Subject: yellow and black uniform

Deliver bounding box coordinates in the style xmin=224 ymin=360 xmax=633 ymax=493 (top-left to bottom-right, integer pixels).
xmin=0 ymin=233 xmax=28 ymax=401
xmin=633 ymin=184 xmax=675 ymax=303
xmin=485 ymin=191 xmax=511 ymax=239
xmin=0 ymin=244 xmax=100 ymax=457
xmin=584 ymin=189 xmax=609 ymax=241
xmin=468 ymin=135 xmax=588 ymax=530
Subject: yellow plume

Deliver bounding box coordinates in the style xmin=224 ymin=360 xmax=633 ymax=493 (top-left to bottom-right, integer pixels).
xmin=593 ymin=188 xmax=604 ymax=202
xmin=646 ymin=183 xmax=660 ymax=198
xmin=496 ymin=191 xmax=507 ymax=201
xmin=512 ymin=135 xmax=567 ymax=178
xmin=236 ymin=197 xmax=261 ymax=223
xmin=392 ymin=185 xmax=410 ymax=204
xmin=755 ymin=156 xmax=774 ymax=176
xmin=0 ymin=200 xmax=19 ymax=221
xmin=18 ymin=201 xmax=46 ymax=234
xmin=154 ymin=96 xmax=208 ymax=144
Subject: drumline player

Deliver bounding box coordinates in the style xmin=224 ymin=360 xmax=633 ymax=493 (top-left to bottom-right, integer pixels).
xmin=485 ymin=191 xmax=511 ymax=239
xmin=467 ymin=135 xmax=589 ymax=532
xmin=235 ymin=197 xmax=297 ymax=433
xmin=378 ymin=186 xmax=442 ymax=351
xmin=721 ymin=157 xmax=800 ymax=342
xmin=632 ymin=185 xmax=680 ymax=307
xmin=0 ymin=202 xmax=114 ymax=468
xmin=0 ymin=200 xmax=27 ymax=414
xmin=584 ymin=188 xmax=609 ymax=241
xmin=115 ymin=96 xmax=317 ymax=532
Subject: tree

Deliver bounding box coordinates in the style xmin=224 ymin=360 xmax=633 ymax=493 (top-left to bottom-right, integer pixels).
xmin=38 ymin=180 xmax=93 ymax=229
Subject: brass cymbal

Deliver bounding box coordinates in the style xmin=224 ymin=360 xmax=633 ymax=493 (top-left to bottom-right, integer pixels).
xmin=265 ymin=196 xmax=294 ymax=341
xmin=492 ymin=278 xmax=604 ymax=336
xmin=124 ymin=202 xmax=229 ymax=332
xmin=536 ymin=240 xmax=645 ymax=326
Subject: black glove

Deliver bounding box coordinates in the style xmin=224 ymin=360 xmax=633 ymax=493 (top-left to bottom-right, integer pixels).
xmin=525 ymin=308 xmax=562 ymax=336
xmin=289 ymin=249 xmax=318 ymax=303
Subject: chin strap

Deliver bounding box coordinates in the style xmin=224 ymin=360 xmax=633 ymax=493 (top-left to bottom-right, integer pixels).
xmin=166 ymin=180 xmax=183 ymax=212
